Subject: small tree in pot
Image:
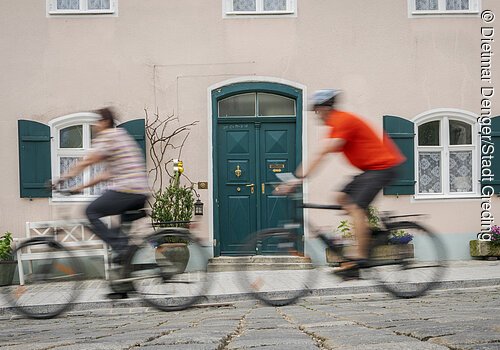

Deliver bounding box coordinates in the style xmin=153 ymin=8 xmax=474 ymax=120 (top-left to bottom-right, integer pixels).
xmin=0 ymin=232 xmax=17 ymax=286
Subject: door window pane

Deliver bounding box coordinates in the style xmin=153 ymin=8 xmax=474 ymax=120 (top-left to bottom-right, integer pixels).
xmin=416 ymin=0 xmax=438 ymax=10
xmin=57 ymin=0 xmax=80 ymax=9
xmin=258 ymin=93 xmax=295 ymax=116
xmin=418 ymin=121 xmax=440 ymax=146
xmin=446 ymin=0 xmax=469 ymax=10
xmin=219 ymin=93 xmax=256 ymax=117
xmin=264 ymin=0 xmax=287 ymax=11
xmin=60 ymin=125 xmax=83 ymax=148
xmin=449 ymin=120 xmax=472 ymax=145
xmin=88 ymin=0 xmax=110 ymax=10
xmin=449 ymin=151 xmax=472 ymax=192
xmin=233 ymin=0 xmax=256 ymax=11
xmin=419 ymin=152 xmax=441 ymax=193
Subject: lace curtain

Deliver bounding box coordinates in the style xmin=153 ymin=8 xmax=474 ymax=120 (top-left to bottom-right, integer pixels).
xmin=59 ymin=157 xmax=107 ymax=196
xmin=233 ymin=0 xmax=256 ymax=11
xmin=446 ymin=0 xmax=469 ymax=10
xmin=88 ymin=0 xmax=110 ymax=10
xmin=233 ymin=0 xmax=287 ymax=11
xmin=449 ymin=151 xmax=472 ymax=192
xmin=419 ymin=152 xmax=441 ymax=193
xmin=264 ymin=0 xmax=287 ymax=11
xmin=57 ymin=0 xmax=79 ymax=10
xmin=57 ymin=0 xmax=110 ymax=10
xmin=416 ymin=0 xmax=438 ymax=10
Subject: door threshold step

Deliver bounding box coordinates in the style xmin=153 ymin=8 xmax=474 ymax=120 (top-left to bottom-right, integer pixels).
xmin=207 ymin=256 xmax=313 ymax=272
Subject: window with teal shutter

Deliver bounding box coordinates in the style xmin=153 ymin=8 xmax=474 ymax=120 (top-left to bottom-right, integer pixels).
xmin=118 ymin=119 xmax=146 ymax=158
xmin=18 ymin=120 xmax=52 ymax=198
xmin=383 ymin=115 xmax=415 ymax=195
xmin=487 ymin=116 xmax=500 ymax=194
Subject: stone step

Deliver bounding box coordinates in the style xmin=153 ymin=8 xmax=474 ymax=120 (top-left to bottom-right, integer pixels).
xmin=207 ymin=256 xmax=313 ymax=272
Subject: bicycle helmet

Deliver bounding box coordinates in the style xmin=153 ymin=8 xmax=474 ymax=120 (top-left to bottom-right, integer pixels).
xmin=308 ymin=89 xmax=342 ymax=110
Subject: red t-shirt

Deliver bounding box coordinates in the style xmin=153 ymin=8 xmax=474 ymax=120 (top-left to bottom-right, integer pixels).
xmin=326 ymin=110 xmax=405 ymax=171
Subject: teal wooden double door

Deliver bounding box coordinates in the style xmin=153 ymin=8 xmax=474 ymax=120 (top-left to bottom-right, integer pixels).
xmin=216 ymin=121 xmax=297 ymax=255
xmin=213 ymin=82 xmax=303 ymax=256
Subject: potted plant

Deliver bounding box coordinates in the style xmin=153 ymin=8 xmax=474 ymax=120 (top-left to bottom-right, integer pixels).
xmin=0 ymin=232 xmax=17 ymax=286
xmin=151 ymin=172 xmax=195 ymax=273
xmin=470 ymin=225 xmax=500 ymax=258
xmin=388 ymin=229 xmax=414 ymax=245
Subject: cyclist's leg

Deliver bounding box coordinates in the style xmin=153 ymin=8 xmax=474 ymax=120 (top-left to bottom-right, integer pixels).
xmin=86 ymin=190 xmax=146 ymax=254
xmin=336 ymin=167 xmax=399 ymax=269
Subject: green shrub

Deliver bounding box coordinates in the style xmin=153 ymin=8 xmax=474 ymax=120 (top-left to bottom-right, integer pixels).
xmin=0 ymin=232 xmax=13 ymax=261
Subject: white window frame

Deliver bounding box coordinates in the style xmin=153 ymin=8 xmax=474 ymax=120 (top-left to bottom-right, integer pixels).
xmin=414 ymin=109 xmax=480 ymax=200
xmin=49 ymin=113 xmax=102 ymax=202
xmin=223 ymin=0 xmax=296 ymax=17
xmin=47 ymin=0 xmax=117 ymax=16
xmin=408 ymin=0 xmax=480 ymax=17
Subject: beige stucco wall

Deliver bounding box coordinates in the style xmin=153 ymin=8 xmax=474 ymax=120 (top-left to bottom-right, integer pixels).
xmin=0 ymin=1 xmax=499 ymax=258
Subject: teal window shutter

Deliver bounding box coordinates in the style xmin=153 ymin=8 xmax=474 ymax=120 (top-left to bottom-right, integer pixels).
xmin=383 ymin=115 xmax=415 ymax=195
xmin=18 ymin=120 xmax=52 ymax=198
xmin=486 ymin=116 xmax=500 ymax=194
xmin=118 ymin=119 xmax=146 ymax=158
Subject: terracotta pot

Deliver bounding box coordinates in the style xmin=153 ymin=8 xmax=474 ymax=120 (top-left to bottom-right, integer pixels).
xmin=155 ymin=243 xmax=190 ymax=274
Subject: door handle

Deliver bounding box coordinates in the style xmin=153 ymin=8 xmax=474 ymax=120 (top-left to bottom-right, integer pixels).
xmin=262 ymin=183 xmax=265 ymax=194
xmin=245 ymin=183 xmax=255 ymax=194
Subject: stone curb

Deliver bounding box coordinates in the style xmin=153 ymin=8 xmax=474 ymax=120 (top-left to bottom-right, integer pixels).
xmin=1 ymin=277 xmax=499 ymax=317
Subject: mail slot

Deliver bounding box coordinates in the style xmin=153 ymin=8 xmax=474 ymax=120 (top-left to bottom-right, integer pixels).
xmin=269 ymin=164 xmax=285 ymax=169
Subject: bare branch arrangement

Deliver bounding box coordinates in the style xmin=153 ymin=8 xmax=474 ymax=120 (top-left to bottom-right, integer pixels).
xmin=145 ymin=108 xmax=199 ymax=200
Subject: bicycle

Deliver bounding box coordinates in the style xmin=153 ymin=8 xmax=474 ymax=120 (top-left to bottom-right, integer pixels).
xmin=1 ymin=191 xmax=210 ymax=319
xmin=239 ymin=173 xmax=447 ymax=306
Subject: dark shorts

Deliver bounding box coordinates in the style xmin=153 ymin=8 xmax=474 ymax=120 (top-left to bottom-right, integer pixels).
xmin=341 ymin=166 xmax=400 ymax=210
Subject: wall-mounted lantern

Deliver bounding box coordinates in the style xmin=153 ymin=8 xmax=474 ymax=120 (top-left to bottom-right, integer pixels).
xmin=194 ymin=198 xmax=204 ymax=216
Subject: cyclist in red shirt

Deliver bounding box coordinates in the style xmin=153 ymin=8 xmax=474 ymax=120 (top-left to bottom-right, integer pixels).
xmin=283 ymin=90 xmax=405 ymax=277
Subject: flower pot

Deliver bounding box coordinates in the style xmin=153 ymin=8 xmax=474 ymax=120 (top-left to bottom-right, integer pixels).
xmin=470 ymin=240 xmax=500 ymax=258
xmin=0 ymin=260 xmax=17 ymax=286
xmin=155 ymin=243 xmax=190 ymax=274
xmin=326 ymin=244 xmax=415 ymax=264
xmin=388 ymin=236 xmax=413 ymax=245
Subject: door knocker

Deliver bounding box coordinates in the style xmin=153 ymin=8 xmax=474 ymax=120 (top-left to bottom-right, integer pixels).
xmin=234 ymin=165 xmax=242 ymax=178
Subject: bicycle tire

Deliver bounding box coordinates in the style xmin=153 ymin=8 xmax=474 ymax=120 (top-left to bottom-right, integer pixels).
xmin=1 ymin=238 xmax=83 ymax=319
xmin=370 ymin=221 xmax=447 ymax=298
xmin=239 ymin=228 xmax=316 ymax=306
xmin=124 ymin=229 xmax=210 ymax=311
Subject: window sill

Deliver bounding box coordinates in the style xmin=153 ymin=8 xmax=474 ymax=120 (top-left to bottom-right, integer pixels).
xmin=412 ymin=194 xmax=482 ymax=201
xmin=410 ymin=11 xmax=479 ymax=17
xmin=51 ymin=196 xmax=99 ymax=203
xmin=224 ymin=11 xmax=296 ymax=18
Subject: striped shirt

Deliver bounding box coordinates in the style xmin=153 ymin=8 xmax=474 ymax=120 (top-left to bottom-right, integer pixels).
xmin=91 ymin=127 xmax=149 ymax=194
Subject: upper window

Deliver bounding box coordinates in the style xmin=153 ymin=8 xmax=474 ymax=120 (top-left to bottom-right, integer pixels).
xmin=49 ymin=113 xmax=106 ymax=201
xmin=47 ymin=0 xmax=117 ymax=15
xmin=409 ymin=0 xmax=480 ymax=16
xmin=218 ymin=92 xmax=296 ymax=117
xmin=224 ymin=0 xmax=296 ymax=16
xmin=415 ymin=111 xmax=478 ymax=198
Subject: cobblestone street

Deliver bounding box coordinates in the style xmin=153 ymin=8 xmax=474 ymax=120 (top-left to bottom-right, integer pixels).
xmin=1 ymin=286 xmax=499 ymax=350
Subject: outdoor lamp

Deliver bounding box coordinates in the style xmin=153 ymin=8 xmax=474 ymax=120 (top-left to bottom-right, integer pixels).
xmin=194 ymin=198 xmax=204 ymax=216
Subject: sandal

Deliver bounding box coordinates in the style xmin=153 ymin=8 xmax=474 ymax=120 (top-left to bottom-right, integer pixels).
xmin=332 ymin=259 xmax=367 ymax=280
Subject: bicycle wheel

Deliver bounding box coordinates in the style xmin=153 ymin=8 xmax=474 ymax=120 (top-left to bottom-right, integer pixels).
xmin=1 ymin=238 xmax=82 ymax=319
xmin=370 ymin=221 xmax=447 ymax=298
xmin=124 ymin=230 xmax=210 ymax=311
xmin=239 ymin=228 xmax=316 ymax=306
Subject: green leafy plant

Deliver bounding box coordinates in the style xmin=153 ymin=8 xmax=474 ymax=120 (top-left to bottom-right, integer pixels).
xmin=336 ymin=220 xmax=353 ymax=239
xmin=0 ymin=232 xmax=13 ymax=261
xmin=151 ymin=174 xmax=194 ymax=243
xmin=367 ymin=206 xmax=380 ymax=230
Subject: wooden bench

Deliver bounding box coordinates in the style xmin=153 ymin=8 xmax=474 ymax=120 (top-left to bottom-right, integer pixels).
xmin=16 ymin=219 xmax=110 ymax=285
